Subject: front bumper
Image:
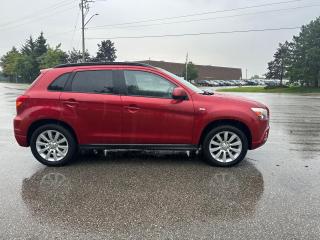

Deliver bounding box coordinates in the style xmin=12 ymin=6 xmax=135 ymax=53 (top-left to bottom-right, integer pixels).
xmin=251 ymin=126 xmax=269 ymax=150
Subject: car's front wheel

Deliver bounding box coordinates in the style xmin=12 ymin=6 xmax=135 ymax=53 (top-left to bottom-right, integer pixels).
xmin=30 ymin=124 xmax=77 ymax=166
xmin=203 ymin=125 xmax=248 ymax=167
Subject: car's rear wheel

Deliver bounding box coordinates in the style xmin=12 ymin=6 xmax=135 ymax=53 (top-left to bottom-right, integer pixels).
xmin=203 ymin=125 xmax=248 ymax=167
xmin=30 ymin=124 xmax=77 ymax=166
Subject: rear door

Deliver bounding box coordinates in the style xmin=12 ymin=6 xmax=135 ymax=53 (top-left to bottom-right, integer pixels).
xmin=121 ymin=70 xmax=195 ymax=144
xmin=60 ymin=69 xmax=122 ymax=144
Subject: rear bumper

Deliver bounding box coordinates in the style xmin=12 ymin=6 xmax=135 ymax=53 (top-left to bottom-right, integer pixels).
xmin=14 ymin=117 xmax=29 ymax=147
xmin=251 ymin=126 xmax=269 ymax=150
xmin=14 ymin=134 xmax=28 ymax=147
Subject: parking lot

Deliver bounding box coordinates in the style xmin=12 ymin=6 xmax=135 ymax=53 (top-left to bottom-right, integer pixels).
xmin=0 ymin=82 xmax=320 ymax=239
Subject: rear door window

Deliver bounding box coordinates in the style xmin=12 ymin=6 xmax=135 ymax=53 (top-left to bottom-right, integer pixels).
xmin=71 ymin=70 xmax=115 ymax=94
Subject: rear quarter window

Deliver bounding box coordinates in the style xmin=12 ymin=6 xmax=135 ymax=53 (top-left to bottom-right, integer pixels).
xmin=48 ymin=73 xmax=70 ymax=91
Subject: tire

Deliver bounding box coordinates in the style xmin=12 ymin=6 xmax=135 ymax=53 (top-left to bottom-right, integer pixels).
xmin=30 ymin=124 xmax=77 ymax=166
xmin=202 ymin=125 xmax=248 ymax=167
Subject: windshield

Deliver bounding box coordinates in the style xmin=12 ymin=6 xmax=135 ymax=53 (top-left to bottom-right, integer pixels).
xmin=157 ymin=68 xmax=204 ymax=94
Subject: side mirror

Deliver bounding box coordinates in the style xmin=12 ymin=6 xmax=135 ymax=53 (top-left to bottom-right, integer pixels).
xmin=172 ymin=87 xmax=188 ymax=100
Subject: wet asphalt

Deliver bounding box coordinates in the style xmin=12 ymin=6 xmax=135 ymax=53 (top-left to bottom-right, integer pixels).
xmin=0 ymin=82 xmax=320 ymax=239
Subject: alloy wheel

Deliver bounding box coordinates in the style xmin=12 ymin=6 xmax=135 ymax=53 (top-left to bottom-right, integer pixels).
xmin=36 ymin=130 xmax=69 ymax=162
xmin=209 ymin=131 xmax=242 ymax=163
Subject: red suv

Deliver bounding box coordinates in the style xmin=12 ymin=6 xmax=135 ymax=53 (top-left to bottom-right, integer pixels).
xmin=14 ymin=62 xmax=269 ymax=167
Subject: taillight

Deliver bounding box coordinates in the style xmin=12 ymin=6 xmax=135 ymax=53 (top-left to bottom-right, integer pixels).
xmin=16 ymin=95 xmax=29 ymax=113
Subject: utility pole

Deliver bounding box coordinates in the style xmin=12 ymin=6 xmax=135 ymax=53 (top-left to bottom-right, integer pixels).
xmin=185 ymin=52 xmax=188 ymax=81
xmin=81 ymin=0 xmax=85 ymax=62
xmin=246 ymin=68 xmax=248 ymax=80
xmin=80 ymin=0 xmax=98 ymax=62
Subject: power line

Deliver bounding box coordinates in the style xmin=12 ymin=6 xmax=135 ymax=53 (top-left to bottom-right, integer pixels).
xmin=88 ymin=0 xmax=306 ymax=29
xmin=0 ymin=0 xmax=76 ymax=28
xmin=70 ymin=9 xmax=81 ymax=48
xmin=50 ymin=3 xmax=316 ymax=35
xmin=87 ymin=3 xmax=320 ymax=30
xmin=0 ymin=2 xmax=77 ymax=31
xmin=86 ymin=26 xmax=300 ymax=40
xmin=50 ymin=3 xmax=316 ymax=38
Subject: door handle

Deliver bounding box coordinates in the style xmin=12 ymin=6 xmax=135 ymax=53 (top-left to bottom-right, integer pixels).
xmin=62 ymin=99 xmax=79 ymax=106
xmin=124 ymin=104 xmax=140 ymax=112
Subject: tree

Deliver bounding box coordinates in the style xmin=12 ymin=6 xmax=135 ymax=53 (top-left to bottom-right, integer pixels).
xmin=21 ymin=36 xmax=37 ymax=56
xmin=20 ymin=36 xmax=41 ymax=81
xmin=15 ymin=55 xmax=36 ymax=83
xmin=67 ymin=48 xmax=91 ymax=63
xmin=40 ymin=44 xmax=68 ymax=68
xmin=0 ymin=47 xmax=21 ymax=82
xmin=0 ymin=32 xmax=74 ymax=83
xmin=182 ymin=62 xmax=198 ymax=81
xmin=34 ymin=32 xmax=48 ymax=58
xmin=267 ymin=17 xmax=320 ymax=87
xmin=288 ymin=17 xmax=320 ymax=87
xmin=0 ymin=45 xmax=38 ymax=83
xmin=93 ymin=40 xmax=117 ymax=62
xmin=266 ymin=41 xmax=291 ymax=85
xmin=0 ymin=71 xmax=7 ymax=82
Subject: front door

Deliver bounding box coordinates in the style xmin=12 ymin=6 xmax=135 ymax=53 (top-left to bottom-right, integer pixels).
xmin=121 ymin=70 xmax=194 ymax=144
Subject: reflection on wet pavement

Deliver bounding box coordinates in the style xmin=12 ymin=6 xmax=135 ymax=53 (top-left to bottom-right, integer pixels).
xmin=0 ymin=83 xmax=320 ymax=239
xmin=22 ymin=153 xmax=263 ymax=239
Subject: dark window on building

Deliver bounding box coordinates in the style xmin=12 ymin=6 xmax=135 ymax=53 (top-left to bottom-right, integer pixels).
xmin=124 ymin=70 xmax=176 ymax=98
xmin=71 ymin=70 xmax=114 ymax=94
xmin=48 ymin=73 xmax=70 ymax=91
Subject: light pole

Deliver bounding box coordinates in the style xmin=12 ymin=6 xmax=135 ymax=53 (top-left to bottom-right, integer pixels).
xmin=185 ymin=52 xmax=188 ymax=81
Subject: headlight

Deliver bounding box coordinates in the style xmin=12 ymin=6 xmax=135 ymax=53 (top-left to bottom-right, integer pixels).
xmin=251 ymin=107 xmax=268 ymax=120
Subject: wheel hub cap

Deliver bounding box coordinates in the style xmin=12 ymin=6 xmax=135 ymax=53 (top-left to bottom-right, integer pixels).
xmin=221 ymin=142 xmax=229 ymax=150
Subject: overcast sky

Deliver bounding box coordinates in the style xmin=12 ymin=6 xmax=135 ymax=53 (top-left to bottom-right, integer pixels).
xmin=0 ymin=0 xmax=319 ymax=77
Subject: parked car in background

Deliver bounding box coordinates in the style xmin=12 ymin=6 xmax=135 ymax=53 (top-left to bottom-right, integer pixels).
xmin=216 ymin=80 xmax=225 ymax=86
xmin=222 ymin=80 xmax=230 ymax=86
xmin=209 ymin=80 xmax=220 ymax=87
xmin=238 ymin=80 xmax=247 ymax=86
xmin=257 ymin=80 xmax=265 ymax=85
xmin=14 ymin=62 xmax=270 ymax=167
xmin=229 ymin=80 xmax=238 ymax=86
xmin=198 ymin=80 xmax=212 ymax=86
xmin=265 ymin=79 xmax=282 ymax=87
xmin=247 ymin=79 xmax=259 ymax=85
xmin=246 ymin=79 xmax=268 ymax=86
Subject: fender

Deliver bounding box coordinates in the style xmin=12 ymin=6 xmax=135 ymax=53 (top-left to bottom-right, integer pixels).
xmin=192 ymin=107 xmax=256 ymax=145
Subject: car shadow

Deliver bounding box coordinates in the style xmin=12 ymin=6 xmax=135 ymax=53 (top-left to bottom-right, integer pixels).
xmin=73 ymin=149 xmax=205 ymax=166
